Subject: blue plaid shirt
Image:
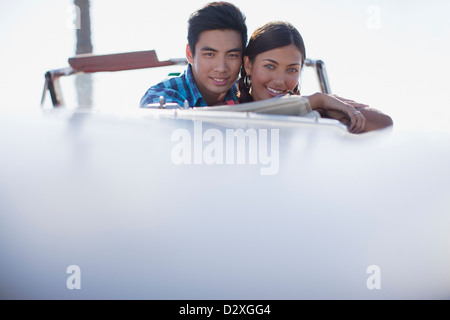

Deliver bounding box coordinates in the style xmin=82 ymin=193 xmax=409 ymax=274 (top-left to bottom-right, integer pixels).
xmin=139 ymin=64 xmax=239 ymax=107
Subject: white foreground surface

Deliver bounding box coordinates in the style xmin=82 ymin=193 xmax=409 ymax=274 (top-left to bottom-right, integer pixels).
xmin=0 ymin=107 xmax=449 ymax=299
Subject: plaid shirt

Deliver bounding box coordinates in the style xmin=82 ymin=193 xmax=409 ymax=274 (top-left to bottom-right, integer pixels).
xmin=139 ymin=64 xmax=238 ymax=108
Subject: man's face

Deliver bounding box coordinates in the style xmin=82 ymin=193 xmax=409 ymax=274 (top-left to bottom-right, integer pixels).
xmin=186 ymin=29 xmax=243 ymax=106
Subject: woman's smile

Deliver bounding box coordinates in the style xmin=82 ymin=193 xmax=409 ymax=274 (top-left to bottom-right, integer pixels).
xmin=265 ymin=86 xmax=285 ymax=96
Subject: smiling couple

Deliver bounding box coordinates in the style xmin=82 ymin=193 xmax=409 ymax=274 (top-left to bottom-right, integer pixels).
xmin=139 ymin=2 xmax=392 ymax=134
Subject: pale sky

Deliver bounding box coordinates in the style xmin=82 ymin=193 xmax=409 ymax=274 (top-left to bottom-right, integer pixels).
xmin=1 ymin=0 xmax=450 ymax=132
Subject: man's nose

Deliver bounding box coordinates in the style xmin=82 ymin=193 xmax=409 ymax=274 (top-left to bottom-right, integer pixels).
xmin=214 ymin=57 xmax=229 ymax=73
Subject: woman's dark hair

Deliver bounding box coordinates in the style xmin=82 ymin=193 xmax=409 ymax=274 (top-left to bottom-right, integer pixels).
xmin=238 ymin=21 xmax=306 ymax=103
xmin=188 ymin=2 xmax=248 ymax=54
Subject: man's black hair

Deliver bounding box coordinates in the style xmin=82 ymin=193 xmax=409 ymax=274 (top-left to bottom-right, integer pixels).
xmin=188 ymin=2 xmax=247 ymax=54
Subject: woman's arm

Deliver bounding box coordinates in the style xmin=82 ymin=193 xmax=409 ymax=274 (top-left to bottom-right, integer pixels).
xmin=329 ymin=95 xmax=393 ymax=132
xmin=305 ymin=92 xmax=366 ymax=134
xmin=305 ymin=93 xmax=393 ymax=134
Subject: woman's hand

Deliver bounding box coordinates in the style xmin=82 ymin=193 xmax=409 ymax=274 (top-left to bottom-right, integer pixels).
xmin=306 ymin=93 xmax=366 ymax=134
xmin=330 ymin=94 xmax=370 ymax=109
xmin=329 ymin=94 xmax=393 ymax=132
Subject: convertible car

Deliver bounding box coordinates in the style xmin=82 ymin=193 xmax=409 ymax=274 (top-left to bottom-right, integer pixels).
xmin=0 ymin=50 xmax=449 ymax=300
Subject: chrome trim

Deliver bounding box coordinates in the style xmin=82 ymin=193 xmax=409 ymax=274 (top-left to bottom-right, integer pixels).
xmin=169 ymin=58 xmax=188 ymax=65
xmin=41 ymin=67 xmax=76 ymax=108
xmin=138 ymin=105 xmax=346 ymax=131
xmin=305 ymin=59 xmax=331 ymax=94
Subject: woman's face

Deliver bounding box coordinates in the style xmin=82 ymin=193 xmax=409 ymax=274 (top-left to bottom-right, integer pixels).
xmin=244 ymin=44 xmax=303 ymax=101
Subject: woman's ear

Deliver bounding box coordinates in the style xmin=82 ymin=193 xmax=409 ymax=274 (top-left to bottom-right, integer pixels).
xmin=243 ymin=56 xmax=252 ymax=75
xmin=186 ymin=44 xmax=194 ymax=64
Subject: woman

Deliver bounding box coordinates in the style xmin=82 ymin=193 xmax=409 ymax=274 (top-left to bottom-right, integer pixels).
xmin=238 ymin=21 xmax=393 ymax=134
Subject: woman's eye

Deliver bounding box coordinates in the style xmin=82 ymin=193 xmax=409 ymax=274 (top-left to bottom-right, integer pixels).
xmin=288 ymin=68 xmax=299 ymax=73
xmin=264 ymin=64 xmax=275 ymax=70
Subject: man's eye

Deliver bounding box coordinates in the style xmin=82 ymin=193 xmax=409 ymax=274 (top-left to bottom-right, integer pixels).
xmin=204 ymin=52 xmax=214 ymax=57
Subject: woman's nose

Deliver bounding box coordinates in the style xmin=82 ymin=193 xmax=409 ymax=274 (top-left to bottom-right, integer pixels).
xmin=272 ymin=73 xmax=286 ymax=86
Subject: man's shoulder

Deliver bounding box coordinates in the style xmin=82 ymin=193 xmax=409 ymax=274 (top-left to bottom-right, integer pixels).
xmin=149 ymin=72 xmax=189 ymax=93
xmin=140 ymin=74 xmax=189 ymax=107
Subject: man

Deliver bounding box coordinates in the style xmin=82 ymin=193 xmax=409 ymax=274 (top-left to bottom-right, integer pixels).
xmin=140 ymin=2 xmax=247 ymax=108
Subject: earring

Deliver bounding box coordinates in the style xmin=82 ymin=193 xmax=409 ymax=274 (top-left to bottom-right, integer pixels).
xmin=244 ymin=75 xmax=252 ymax=89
